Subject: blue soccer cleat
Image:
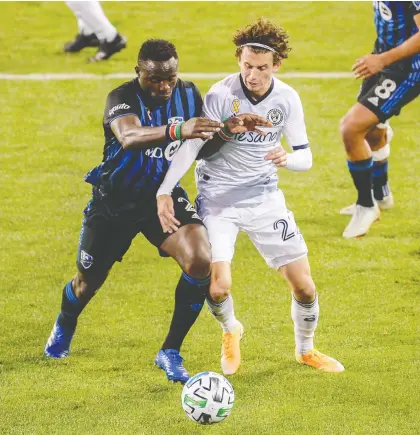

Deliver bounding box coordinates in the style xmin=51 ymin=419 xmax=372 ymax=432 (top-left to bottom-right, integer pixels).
xmin=44 ymin=315 xmax=76 ymax=358
xmin=155 ymin=349 xmax=190 ymax=384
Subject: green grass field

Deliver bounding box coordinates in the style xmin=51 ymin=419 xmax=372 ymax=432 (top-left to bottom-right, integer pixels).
xmin=1 ymin=2 xmax=420 ymax=434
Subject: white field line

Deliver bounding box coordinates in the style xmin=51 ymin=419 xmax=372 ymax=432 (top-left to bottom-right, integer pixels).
xmin=0 ymin=72 xmax=353 ymax=80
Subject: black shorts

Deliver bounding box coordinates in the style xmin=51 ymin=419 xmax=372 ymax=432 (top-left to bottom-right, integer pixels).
xmin=76 ymin=186 xmax=204 ymax=277
xmin=358 ymin=70 xmax=420 ymax=122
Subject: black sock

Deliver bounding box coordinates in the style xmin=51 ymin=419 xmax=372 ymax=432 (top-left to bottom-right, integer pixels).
xmin=348 ymin=158 xmax=374 ymax=207
xmin=58 ymin=281 xmax=93 ymax=329
xmin=372 ymin=160 xmax=389 ymax=200
xmin=161 ymin=272 xmax=210 ymax=351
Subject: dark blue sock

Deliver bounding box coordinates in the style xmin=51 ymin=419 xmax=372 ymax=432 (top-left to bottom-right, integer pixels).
xmin=58 ymin=281 xmax=90 ymax=329
xmin=348 ymin=158 xmax=374 ymax=207
xmin=372 ymin=160 xmax=389 ymax=200
xmin=161 ymin=272 xmax=210 ymax=351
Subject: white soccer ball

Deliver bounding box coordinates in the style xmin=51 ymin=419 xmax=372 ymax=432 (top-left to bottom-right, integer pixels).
xmin=181 ymin=371 xmax=235 ymax=425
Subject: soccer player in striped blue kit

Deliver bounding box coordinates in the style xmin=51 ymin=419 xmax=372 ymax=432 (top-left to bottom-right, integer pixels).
xmin=340 ymin=1 xmax=420 ymax=238
xmin=44 ymin=39 xmax=225 ymax=383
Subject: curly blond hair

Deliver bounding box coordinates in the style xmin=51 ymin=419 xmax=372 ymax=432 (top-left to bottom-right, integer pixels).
xmin=233 ymin=18 xmax=291 ymax=65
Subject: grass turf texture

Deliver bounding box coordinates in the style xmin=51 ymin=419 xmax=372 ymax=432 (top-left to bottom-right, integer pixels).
xmin=1 ymin=2 xmax=420 ymax=434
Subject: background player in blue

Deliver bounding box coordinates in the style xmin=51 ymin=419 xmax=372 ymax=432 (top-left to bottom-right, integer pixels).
xmin=340 ymin=1 xmax=420 ymax=238
xmin=44 ymin=39 xmax=224 ymax=383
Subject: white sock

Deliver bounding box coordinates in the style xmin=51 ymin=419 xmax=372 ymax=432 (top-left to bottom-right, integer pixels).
xmin=291 ymin=293 xmax=319 ymax=355
xmin=66 ymin=1 xmax=118 ymax=42
xmin=206 ymin=295 xmax=238 ymax=333
xmin=77 ymin=18 xmax=93 ymax=36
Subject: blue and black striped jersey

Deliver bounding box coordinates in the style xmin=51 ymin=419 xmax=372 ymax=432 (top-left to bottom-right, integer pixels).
xmin=85 ymin=78 xmax=202 ymax=199
xmin=373 ymin=1 xmax=420 ymax=72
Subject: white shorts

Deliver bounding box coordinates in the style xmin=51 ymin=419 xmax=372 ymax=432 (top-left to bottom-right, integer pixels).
xmin=196 ymin=190 xmax=308 ymax=270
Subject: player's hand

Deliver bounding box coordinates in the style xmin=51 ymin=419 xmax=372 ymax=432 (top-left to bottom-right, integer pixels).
xmin=225 ymin=113 xmax=273 ymax=135
xmin=264 ymin=146 xmax=288 ymax=167
xmin=157 ymin=194 xmax=180 ymax=234
xmin=181 ymin=118 xmax=224 ymax=140
xmin=352 ymin=54 xmax=386 ymax=79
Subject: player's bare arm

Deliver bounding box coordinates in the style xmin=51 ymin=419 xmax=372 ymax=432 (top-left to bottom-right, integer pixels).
xmin=353 ymin=14 xmax=420 ymax=79
xmin=111 ymin=115 xmax=223 ymax=150
xmin=198 ymin=113 xmax=272 ymax=158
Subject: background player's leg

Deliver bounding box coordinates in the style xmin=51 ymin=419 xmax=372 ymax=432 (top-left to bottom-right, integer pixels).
xmin=63 ymin=4 xmax=100 ymax=52
xmin=66 ymin=1 xmax=117 ymax=42
xmin=340 ymin=103 xmax=381 ymax=238
xmin=340 ymin=122 xmax=394 ymax=215
xmin=155 ymin=224 xmax=211 ymax=383
xmin=65 ymin=1 xmax=127 ymax=62
xmin=279 ymin=257 xmax=344 ymax=373
xmin=366 ymin=123 xmax=393 ymax=207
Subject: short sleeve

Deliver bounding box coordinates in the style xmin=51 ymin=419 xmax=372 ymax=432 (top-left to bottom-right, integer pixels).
xmin=104 ymin=87 xmax=138 ymax=125
xmin=410 ymin=1 xmax=420 ymax=16
xmin=202 ymin=85 xmax=227 ymax=121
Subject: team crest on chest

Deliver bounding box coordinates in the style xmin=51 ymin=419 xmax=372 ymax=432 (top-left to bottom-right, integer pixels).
xmin=267 ymin=106 xmax=286 ymax=126
xmin=231 ymin=98 xmax=240 ymax=115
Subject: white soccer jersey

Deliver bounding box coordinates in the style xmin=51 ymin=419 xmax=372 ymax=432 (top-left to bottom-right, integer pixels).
xmin=196 ymin=73 xmax=309 ymax=206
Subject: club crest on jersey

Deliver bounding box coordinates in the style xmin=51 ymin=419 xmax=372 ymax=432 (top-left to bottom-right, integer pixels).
xmin=413 ymin=1 xmax=420 ymax=11
xmin=109 ymin=103 xmax=130 ymax=116
xmin=168 ymin=116 xmax=184 ymax=125
xmin=231 ymin=98 xmax=240 ymax=114
xmin=267 ymin=106 xmax=286 ymax=126
xmin=80 ymin=250 xmax=94 ymax=269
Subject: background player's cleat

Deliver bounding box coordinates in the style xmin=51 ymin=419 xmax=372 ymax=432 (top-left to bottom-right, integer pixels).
xmin=296 ymin=348 xmax=345 ymax=373
xmin=63 ymin=33 xmax=100 ymax=52
xmin=221 ymin=321 xmax=244 ymax=375
xmin=376 ymin=192 xmax=394 ymax=210
xmin=342 ymin=204 xmax=380 ymax=238
xmin=340 ymin=192 xmax=394 ymax=215
xmin=44 ymin=316 xmax=76 ymax=358
xmin=88 ymin=33 xmax=127 ymax=62
xmin=155 ymin=349 xmax=190 ymax=384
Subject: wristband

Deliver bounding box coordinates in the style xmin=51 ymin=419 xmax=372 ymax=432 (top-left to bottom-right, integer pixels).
xmin=175 ymin=121 xmax=185 ymax=140
xmin=218 ymin=117 xmax=235 ymax=141
xmin=168 ymin=123 xmax=178 ymax=141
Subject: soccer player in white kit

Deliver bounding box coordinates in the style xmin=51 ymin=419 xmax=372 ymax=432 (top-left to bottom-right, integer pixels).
xmin=157 ymin=18 xmax=344 ymax=374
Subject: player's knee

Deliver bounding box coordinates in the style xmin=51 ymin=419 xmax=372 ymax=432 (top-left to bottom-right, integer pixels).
xmin=292 ymin=276 xmax=316 ymax=303
xmin=182 ymin=248 xmax=211 ymax=279
xmin=339 ymin=113 xmax=366 ymax=145
xmin=209 ymin=276 xmax=231 ymax=303
xmin=73 ymin=271 xmax=106 ymax=299
xmin=183 ymin=254 xmax=210 ymax=278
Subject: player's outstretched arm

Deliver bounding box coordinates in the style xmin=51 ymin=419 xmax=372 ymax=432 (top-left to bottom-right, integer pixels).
xmin=198 ymin=113 xmax=273 ymax=158
xmin=156 ymin=138 xmax=206 ymax=233
xmin=111 ymin=115 xmax=223 ymax=150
